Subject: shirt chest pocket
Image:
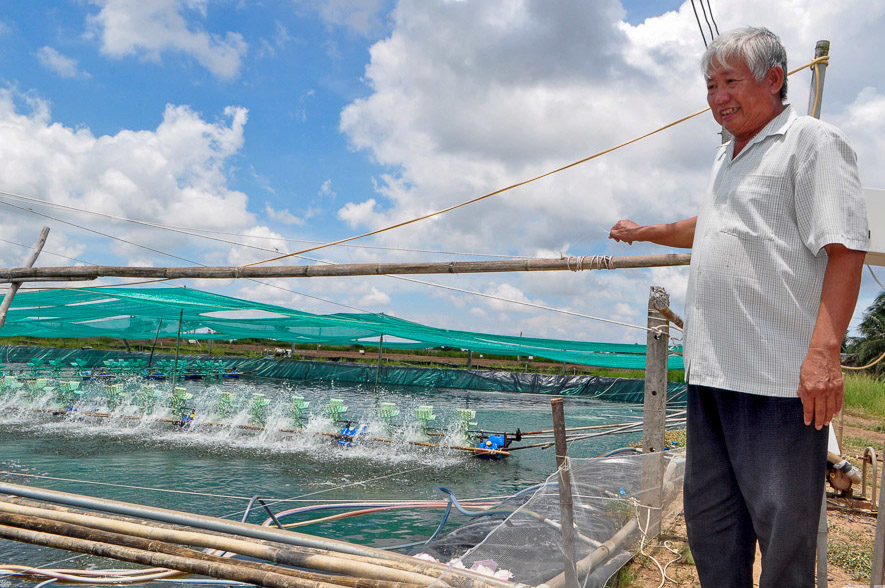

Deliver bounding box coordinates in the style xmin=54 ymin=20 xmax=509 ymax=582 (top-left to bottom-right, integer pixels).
xmin=715 ymin=173 xmax=792 ymax=242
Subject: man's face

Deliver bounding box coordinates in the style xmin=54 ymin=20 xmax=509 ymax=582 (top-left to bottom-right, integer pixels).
xmin=706 ymin=58 xmax=783 ymax=144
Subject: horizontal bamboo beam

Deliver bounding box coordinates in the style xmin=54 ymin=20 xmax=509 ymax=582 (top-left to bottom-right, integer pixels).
xmin=0 ymin=499 xmax=434 ymax=588
xmin=0 ymin=253 xmax=691 ymax=282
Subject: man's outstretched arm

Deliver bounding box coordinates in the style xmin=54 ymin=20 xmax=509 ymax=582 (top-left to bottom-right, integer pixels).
xmin=609 ymin=216 xmax=697 ymax=248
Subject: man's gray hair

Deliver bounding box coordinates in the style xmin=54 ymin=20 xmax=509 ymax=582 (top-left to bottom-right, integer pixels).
xmin=701 ymin=27 xmax=788 ymax=101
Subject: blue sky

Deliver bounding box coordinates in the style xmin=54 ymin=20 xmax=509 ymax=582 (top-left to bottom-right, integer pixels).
xmin=0 ymin=0 xmax=883 ymax=346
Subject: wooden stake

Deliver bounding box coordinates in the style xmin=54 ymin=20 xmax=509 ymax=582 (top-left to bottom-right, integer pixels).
xmin=170 ymin=308 xmax=183 ymax=392
xmin=639 ymin=286 xmax=668 ymax=538
xmin=0 ymin=227 xmax=49 ymax=330
xmin=551 ymin=397 xmax=579 ymax=588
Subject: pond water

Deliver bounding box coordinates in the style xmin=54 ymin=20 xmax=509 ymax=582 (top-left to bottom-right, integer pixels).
xmin=0 ymin=375 xmax=647 ymax=584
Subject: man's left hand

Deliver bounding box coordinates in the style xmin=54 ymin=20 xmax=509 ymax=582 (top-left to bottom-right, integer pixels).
xmin=797 ymin=347 xmax=844 ymax=429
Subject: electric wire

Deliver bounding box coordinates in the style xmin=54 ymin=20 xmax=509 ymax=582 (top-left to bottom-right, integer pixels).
xmin=689 ymin=0 xmax=708 ymax=47
xmin=705 ymin=0 xmax=719 ymax=35
xmin=868 ymin=264 xmax=885 ymax=290
xmin=239 ymin=57 xmax=828 ymax=269
xmin=0 ymin=471 xmax=253 ymax=501
xmin=0 ymin=200 xmax=196 ymax=266
xmin=0 ymin=198 xmax=370 ymax=313
xmin=387 ymin=273 xmax=669 ymax=335
xmin=0 ymin=237 xmax=96 ymax=266
xmin=0 ymin=195 xmax=668 ymax=333
xmin=697 ymin=0 xmax=715 ymax=42
xmin=0 ymin=190 xmax=528 ymax=261
xmin=240 ymin=105 xmax=712 ymax=268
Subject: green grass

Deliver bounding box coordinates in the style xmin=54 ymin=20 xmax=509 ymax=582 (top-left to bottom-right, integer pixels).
xmin=843 ymin=373 xmax=885 ymax=419
xmin=827 ymin=526 xmax=873 ymax=582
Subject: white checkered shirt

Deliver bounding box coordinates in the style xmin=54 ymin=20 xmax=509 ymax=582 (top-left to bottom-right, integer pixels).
xmin=684 ymin=105 xmax=870 ymax=397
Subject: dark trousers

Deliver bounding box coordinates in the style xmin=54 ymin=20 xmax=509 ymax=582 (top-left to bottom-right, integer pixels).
xmin=683 ymin=385 xmax=828 ymax=588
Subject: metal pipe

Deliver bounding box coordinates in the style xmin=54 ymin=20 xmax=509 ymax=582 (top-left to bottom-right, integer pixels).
xmin=863 ymin=447 xmax=879 ymax=507
xmin=873 ymin=457 xmax=885 ymax=587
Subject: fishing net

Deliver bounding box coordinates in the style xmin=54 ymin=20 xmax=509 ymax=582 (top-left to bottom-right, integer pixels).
xmin=419 ymin=451 xmax=685 ymax=588
xmin=0 ymin=345 xmax=688 ymax=401
xmin=0 ymin=287 xmax=684 ymax=370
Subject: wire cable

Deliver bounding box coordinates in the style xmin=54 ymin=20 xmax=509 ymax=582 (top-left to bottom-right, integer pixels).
xmin=867 ymin=264 xmax=885 ymax=290
xmin=1 ymin=198 xmax=370 ymax=312
xmin=705 ymin=0 xmax=720 ymax=35
xmin=239 ymin=57 xmax=828 ymax=269
xmin=689 ymin=0 xmax=708 ymax=47
xmin=0 ymin=190 xmax=529 ymax=261
xmin=0 ymin=237 xmax=96 ymax=266
xmin=842 ymin=349 xmax=885 ymax=371
xmin=697 ymin=0 xmax=715 ymax=42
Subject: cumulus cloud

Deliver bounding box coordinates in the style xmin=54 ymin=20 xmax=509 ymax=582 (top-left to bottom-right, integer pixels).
xmin=319 ymin=179 xmax=336 ymax=199
xmin=299 ymin=0 xmax=390 ymax=38
xmin=333 ymin=0 xmax=885 ymax=342
xmin=36 ymin=46 xmax=89 ymax=79
xmin=357 ymin=285 xmax=391 ymax=308
xmin=264 ymin=204 xmax=306 ymax=226
xmin=86 ymin=0 xmax=248 ymax=79
xmin=337 ymin=198 xmax=379 ymax=229
xmin=0 ymin=88 xmax=255 ymax=267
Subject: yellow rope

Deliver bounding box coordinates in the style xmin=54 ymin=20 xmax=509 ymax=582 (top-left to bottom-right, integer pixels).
xmin=842 ymin=349 xmax=885 ymax=371
xmin=240 ymin=56 xmax=831 ymax=269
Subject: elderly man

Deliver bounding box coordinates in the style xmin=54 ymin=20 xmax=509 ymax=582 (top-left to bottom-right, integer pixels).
xmin=609 ymin=27 xmax=868 ymax=587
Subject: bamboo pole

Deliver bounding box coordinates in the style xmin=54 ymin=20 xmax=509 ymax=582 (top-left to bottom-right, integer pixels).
xmin=807 ymin=40 xmax=831 ymax=588
xmin=0 ymin=253 xmax=691 ymax=282
xmin=0 ymin=511 xmax=425 ymax=588
xmin=0 ymin=522 xmax=342 ymax=588
xmin=0 ymin=483 xmax=510 ymax=588
xmin=0 ymin=226 xmax=49 ymax=329
xmin=0 ymin=501 xmax=434 ymax=588
xmin=1 ymin=496 xmax=484 ymax=583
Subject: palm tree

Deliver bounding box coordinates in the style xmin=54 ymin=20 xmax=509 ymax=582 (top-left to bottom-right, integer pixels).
xmin=849 ymin=291 xmax=885 ymax=376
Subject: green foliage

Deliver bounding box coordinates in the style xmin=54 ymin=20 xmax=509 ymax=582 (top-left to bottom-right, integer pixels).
xmin=847 ymin=291 xmax=885 ymax=376
xmin=843 ymin=373 xmax=885 ymax=419
xmin=827 ymin=535 xmax=873 ymax=581
xmin=605 ymin=565 xmax=639 ymax=587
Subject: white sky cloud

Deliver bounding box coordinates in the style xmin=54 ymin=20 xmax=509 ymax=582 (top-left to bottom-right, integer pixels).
xmin=1 ymin=0 xmax=882 ymax=346
xmin=264 ymin=204 xmax=306 ymax=226
xmin=335 ymin=0 xmax=885 ymax=340
xmin=299 ymin=0 xmax=390 ymax=38
xmin=0 ymin=89 xmax=255 ymax=267
xmin=86 ymin=0 xmax=248 ymax=79
xmin=36 ymin=46 xmax=89 ymax=79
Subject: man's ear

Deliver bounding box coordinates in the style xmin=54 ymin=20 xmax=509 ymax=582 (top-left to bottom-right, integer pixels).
xmin=768 ymin=66 xmax=785 ymax=96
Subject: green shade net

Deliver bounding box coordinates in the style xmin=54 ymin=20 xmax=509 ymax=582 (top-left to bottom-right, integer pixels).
xmin=0 ymin=287 xmax=683 ymax=370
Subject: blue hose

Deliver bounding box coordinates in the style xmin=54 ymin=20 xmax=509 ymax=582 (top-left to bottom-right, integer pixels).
xmin=378 ymin=499 xmax=454 ymax=551
xmin=380 ymin=487 xmax=513 ymax=551
xmin=437 ymin=487 xmax=512 ymax=518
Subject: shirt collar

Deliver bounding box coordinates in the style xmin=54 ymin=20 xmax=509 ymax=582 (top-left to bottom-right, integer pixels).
xmin=724 ymin=104 xmax=797 ymax=162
